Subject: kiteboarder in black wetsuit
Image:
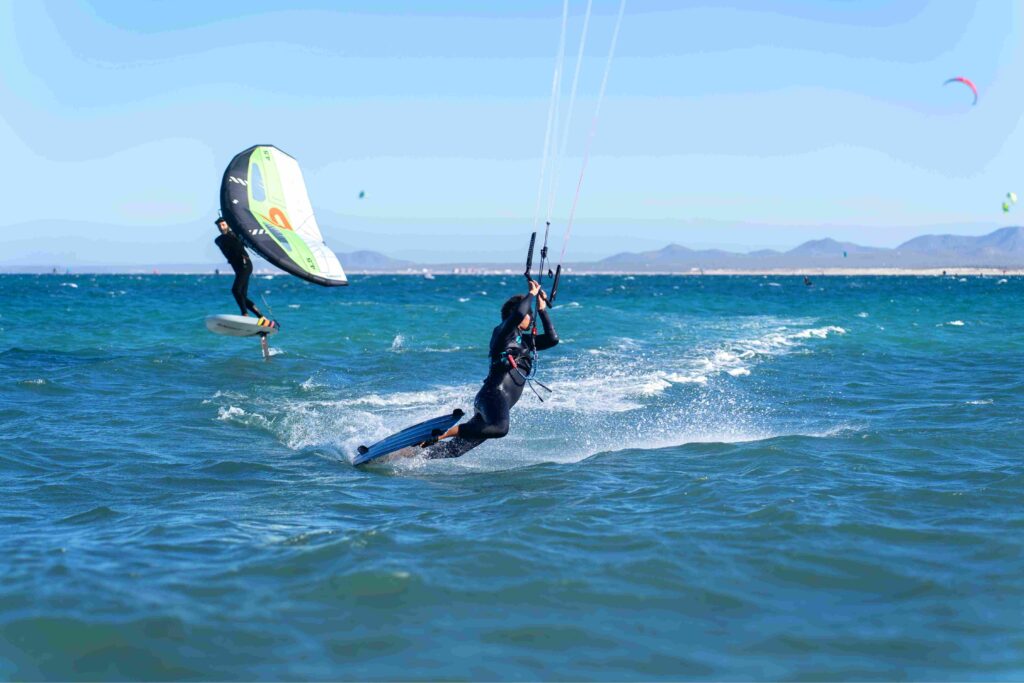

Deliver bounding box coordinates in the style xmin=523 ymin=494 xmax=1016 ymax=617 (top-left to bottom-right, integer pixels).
xmin=214 ymin=217 xmax=265 ymax=319
xmin=428 ymin=279 xmax=558 ymax=458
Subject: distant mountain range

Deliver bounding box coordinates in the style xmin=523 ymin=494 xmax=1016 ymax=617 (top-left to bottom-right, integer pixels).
xmin=4 ymin=226 xmax=1024 ymax=273
xmin=589 ymin=227 xmax=1024 ymax=271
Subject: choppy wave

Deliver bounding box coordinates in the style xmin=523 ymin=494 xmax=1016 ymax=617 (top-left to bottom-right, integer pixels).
xmin=217 ymin=405 xmax=273 ymax=431
xmin=6 ymin=274 xmax=1023 ymax=680
xmin=206 ymin=317 xmax=850 ymax=471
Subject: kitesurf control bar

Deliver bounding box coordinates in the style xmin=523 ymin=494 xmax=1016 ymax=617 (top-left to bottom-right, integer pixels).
xmin=549 ymin=264 xmax=562 ymax=305
xmin=525 ymin=230 xmax=561 ymax=306
xmin=524 ymin=232 xmax=537 ymax=281
xmin=539 ymin=221 xmax=550 ymax=275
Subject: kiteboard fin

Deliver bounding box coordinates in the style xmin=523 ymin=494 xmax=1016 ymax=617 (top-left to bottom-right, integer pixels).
xmin=418 ymin=430 xmax=445 ymax=449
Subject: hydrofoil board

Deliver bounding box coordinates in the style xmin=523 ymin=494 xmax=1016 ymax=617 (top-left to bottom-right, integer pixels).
xmin=205 ymin=314 xmax=279 ymax=337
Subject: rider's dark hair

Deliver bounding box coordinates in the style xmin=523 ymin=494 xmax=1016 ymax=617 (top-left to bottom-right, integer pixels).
xmin=501 ymin=294 xmax=527 ymax=320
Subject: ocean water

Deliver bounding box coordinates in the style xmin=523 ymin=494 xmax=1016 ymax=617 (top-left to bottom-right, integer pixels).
xmin=0 ymin=273 xmax=1022 ymax=680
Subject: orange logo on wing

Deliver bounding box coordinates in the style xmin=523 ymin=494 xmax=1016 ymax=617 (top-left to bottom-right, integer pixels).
xmin=268 ymin=208 xmax=293 ymax=230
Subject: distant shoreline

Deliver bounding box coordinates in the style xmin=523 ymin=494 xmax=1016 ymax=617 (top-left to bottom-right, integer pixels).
xmin=3 ymin=267 xmax=1023 ymax=277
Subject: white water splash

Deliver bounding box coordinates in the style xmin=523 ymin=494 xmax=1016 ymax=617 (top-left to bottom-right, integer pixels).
xmin=216 ymin=316 xmax=850 ymax=472
xmin=217 ymin=405 xmax=273 ymax=430
xmin=300 ymin=376 xmax=322 ymax=392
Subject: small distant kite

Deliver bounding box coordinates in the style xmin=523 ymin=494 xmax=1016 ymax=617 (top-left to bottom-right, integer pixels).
xmin=1003 ymin=191 xmax=1017 ymax=213
xmin=944 ymin=76 xmax=978 ymax=106
xmin=358 ymin=190 xmax=365 ymax=199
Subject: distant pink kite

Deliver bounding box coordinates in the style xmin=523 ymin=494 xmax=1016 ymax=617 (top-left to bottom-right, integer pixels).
xmin=944 ymin=76 xmax=978 ymax=106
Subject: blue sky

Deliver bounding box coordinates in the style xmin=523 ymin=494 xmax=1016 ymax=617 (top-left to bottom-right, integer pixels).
xmin=2 ymin=0 xmax=1022 ymax=264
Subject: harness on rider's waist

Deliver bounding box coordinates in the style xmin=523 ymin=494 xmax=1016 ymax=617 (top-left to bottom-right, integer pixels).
xmin=493 ymin=331 xmax=552 ymax=402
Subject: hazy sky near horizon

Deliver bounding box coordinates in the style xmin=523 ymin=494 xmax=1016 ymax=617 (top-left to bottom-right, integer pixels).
xmin=2 ymin=0 xmax=1023 ymax=264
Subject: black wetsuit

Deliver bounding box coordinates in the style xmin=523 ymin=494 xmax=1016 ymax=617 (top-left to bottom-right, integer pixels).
xmin=428 ymin=293 xmax=558 ymax=459
xmin=215 ymin=232 xmax=260 ymax=317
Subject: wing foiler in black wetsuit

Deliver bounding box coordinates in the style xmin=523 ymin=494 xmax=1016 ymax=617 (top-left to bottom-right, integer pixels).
xmin=427 ymin=292 xmax=558 ymax=459
xmin=215 ymin=232 xmax=261 ymax=317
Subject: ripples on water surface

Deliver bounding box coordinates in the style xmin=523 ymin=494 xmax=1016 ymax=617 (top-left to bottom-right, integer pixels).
xmin=0 ymin=274 xmax=1022 ymax=680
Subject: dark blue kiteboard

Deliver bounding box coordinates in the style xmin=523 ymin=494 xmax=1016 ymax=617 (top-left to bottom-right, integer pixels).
xmin=354 ymin=409 xmax=465 ymax=466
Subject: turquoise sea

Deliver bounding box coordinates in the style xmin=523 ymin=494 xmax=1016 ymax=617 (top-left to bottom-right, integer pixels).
xmin=0 ymin=272 xmax=1022 ymax=680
